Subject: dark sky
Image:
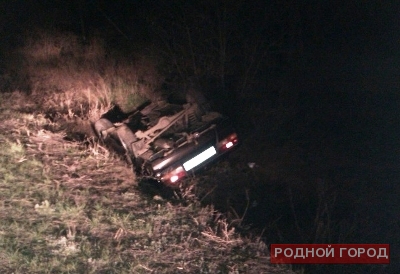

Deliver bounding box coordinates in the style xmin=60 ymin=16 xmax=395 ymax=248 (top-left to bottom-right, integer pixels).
xmin=2 ymin=1 xmax=399 ymax=44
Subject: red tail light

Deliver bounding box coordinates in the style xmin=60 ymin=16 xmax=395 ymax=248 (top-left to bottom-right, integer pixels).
xmin=218 ymin=133 xmax=238 ymax=151
xmin=161 ymin=166 xmax=187 ymax=186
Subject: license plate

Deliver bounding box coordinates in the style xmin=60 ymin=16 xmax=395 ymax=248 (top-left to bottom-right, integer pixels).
xmin=183 ymin=146 xmax=217 ymax=171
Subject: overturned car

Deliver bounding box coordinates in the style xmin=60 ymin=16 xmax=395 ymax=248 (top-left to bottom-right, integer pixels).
xmin=94 ymin=91 xmax=238 ymax=188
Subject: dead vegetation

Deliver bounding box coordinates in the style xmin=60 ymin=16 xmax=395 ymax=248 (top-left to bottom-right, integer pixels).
xmin=0 ymin=92 xmax=295 ymax=273
xmin=0 ymin=27 xmax=298 ymax=273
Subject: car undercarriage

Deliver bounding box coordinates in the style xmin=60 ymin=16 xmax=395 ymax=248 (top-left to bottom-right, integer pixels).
xmin=94 ymin=92 xmax=238 ymax=187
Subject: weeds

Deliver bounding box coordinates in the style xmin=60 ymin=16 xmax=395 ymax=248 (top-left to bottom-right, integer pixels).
xmin=5 ymin=28 xmax=155 ymax=123
xmin=1 ymin=25 xmax=361 ymax=273
xmin=0 ymin=94 xmax=294 ymax=273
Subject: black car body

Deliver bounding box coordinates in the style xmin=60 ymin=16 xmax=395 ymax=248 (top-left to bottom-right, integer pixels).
xmin=94 ymin=93 xmax=238 ymax=188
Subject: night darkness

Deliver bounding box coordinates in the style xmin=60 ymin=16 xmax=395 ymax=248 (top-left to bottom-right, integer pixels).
xmin=1 ymin=0 xmax=399 ymax=273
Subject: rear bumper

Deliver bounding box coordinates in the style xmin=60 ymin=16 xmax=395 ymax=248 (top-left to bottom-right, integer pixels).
xmin=148 ymin=129 xmax=239 ymax=187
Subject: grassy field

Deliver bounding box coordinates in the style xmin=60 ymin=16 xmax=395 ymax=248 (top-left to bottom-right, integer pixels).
xmin=0 ymin=92 xmax=294 ymax=273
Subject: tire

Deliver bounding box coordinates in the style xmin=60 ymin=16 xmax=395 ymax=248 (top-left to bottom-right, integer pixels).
xmin=116 ymin=124 xmax=138 ymax=155
xmin=94 ymin=118 xmax=114 ymax=140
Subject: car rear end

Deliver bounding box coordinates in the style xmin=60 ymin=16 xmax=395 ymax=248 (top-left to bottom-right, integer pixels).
xmin=147 ymin=117 xmax=239 ymax=188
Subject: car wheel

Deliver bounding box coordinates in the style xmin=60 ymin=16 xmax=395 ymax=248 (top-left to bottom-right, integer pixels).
xmin=116 ymin=124 xmax=137 ymax=155
xmin=94 ymin=118 xmax=114 ymax=140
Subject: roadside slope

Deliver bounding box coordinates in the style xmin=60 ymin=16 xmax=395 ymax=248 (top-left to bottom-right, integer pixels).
xmin=0 ymin=92 xmax=294 ymax=273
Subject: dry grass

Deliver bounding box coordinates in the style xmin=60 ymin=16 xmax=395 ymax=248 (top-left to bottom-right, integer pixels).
xmin=0 ymin=92 xmax=295 ymax=273
xmin=9 ymin=28 xmax=159 ymax=123
xmin=0 ymin=28 xmax=296 ymax=273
